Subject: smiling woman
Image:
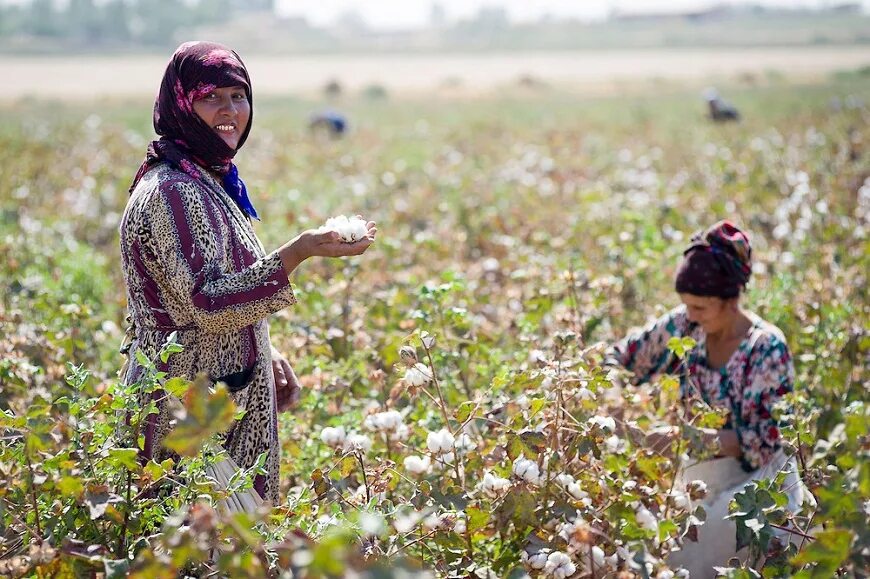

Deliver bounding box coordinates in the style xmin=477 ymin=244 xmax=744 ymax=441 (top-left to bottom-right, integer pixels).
xmin=119 ymin=41 xmax=377 ymax=505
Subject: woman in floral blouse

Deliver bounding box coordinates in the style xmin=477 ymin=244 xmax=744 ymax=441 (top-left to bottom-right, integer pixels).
xmin=609 ymin=219 xmax=792 ymax=470
xmin=607 ymin=220 xmax=802 ymax=577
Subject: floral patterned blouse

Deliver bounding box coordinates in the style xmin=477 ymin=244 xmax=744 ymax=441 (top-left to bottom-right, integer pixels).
xmin=608 ymin=305 xmax=794 ymax=471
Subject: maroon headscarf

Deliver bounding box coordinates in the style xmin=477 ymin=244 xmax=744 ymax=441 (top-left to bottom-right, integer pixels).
xmin=129 ymin=41 xmax=258 ymax=218
xmin=675 ymin=220 xmax=752 ymax=299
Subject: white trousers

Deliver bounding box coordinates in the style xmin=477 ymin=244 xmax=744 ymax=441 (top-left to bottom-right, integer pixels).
xmin=667 ymin=452 xmax=810 ymax=578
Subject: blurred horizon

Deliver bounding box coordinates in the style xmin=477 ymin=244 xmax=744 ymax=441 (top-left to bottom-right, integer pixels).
xmin=273 ymin=0 xmax=870 ymax=30
xmin=0 ymin=0 xmax=869 ymax=55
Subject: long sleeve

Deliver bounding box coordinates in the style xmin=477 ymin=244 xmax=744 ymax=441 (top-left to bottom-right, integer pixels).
xmin=143 ymin=176 xmax=296 ymax=334
xmin=606 ymin=307 xmax=692 ymax=384
xmin=733 ymin=336 xmax=794 ymax=471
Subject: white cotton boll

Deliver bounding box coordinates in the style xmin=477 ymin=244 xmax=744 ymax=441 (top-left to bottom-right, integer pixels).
xmin=605 ymin=434 xmax=625 ymax=453
xmin=404 ymin=455 xmax=431 ymax=474
xmin=586 ymin=546 xmax=606 ymax=569
xmin=455 ymin=432 xmax=476 ymax=453
xmin=481 ymin=472 xmax=511 ymax=498
xmin=394 ymin=422 xmax=411 ymax=441
xmin=575 ymin=387 xmax=594 ymax=401
xmin=453 ymin=518 xmax=466 ymax=534
xmin=670 ymin=491 xmax=691 ymax=510
xmin=556 ymin=473 xmax=575 ymax=488
xmin=404 ymin=363 xmax=433 ymax=386
xmin=422 ymin=513 xmax=443 ymax=531
xmin=587 ymin=415 xmax=616 ymax=432
xmin=364 ymin=410 xmax=404 ymax=433
xmin=522 ymin=549 xmax=550 ymax=570
xmin=517 ymin=394 xmax=531 ymax=409
xmin=544 ymin=551 xmax=576 ymax=578
xmin=513 ymin=457 xmax=542 ymax=486
xmin=426 ymin=428 xmax=455 ymax=455
xmin=321 ymin=215 xmax=369 ymax=243
xmin=320 ymin=426 xmax=347 ymax=448
xmin=566 ymin=482 xmax=588 ymax=501
xmin=656 ymin=570 xmax=675 ymax=579
xmin=344 ymin=433 xmax=372 ymax=452
xmin=688 ymin=479 xmax=708 ymax=499
xmin=636 ymin=506 xmax=658 ymax=533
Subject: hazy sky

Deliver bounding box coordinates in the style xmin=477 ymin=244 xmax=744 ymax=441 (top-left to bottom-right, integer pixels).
xmin=275 ymin=0 xmax=870 ymax=28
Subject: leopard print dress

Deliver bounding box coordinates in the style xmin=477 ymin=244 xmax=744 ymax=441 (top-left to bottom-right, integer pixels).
xmin=120 ymin=161 xmax=296 ymax=503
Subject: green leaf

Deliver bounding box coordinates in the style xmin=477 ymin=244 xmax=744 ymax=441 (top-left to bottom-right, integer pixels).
xmin=163 ymin=377 xmax=189 ymax=399
xmin=108 ymin=448 xmax=140 ymax=471
xmin=791 ymin=528 xmax=853 ymax=576
xmin=667 ymin=336 xmax=697 ymax=359
xmin=340 ymin=456 xmax=356 ymax=478
xmin=467 ymin=506 xmax=490 ymax=534
xmin=162 ymin=375 xmax=236 ymax=457
xmin=456 ymin=401 xmax=476 ymax=423
xmin=57 ymin=475 xmax=84 ymax=497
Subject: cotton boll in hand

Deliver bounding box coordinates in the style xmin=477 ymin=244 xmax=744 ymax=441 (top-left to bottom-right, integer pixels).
xmin=320 ymin=215 xmax=370 ymax=242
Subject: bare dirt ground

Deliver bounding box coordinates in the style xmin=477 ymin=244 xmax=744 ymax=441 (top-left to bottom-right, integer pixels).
xmin=3 ymin=47 xmax=869 ymax=101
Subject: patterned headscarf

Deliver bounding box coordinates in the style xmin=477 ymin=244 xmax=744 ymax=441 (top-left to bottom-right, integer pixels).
xmin=675 ymin=220 xmax=752 ymax=298
xmin=129 ymin=41 xmax=259 ymax=220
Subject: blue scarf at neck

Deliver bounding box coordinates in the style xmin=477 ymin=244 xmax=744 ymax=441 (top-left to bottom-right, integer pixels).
xmin=222 ymin=164 xmax=260 ymax=221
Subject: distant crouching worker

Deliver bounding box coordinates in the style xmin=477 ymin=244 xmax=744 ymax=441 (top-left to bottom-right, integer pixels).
xmin=704 ymin=88 xmax=740 ymax=122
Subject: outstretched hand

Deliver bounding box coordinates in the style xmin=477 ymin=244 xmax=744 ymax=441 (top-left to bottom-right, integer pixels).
xmin=279 ymin=220 xmax=377 ymax=274
xmin=302 ymin=219 xmax=377 ymax=258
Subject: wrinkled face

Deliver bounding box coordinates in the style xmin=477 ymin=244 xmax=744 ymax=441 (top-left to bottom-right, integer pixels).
xmin=679 ymin=293 xmax=732 ymax=333
xmin=191 ymin=85 xmax=250 ymax=150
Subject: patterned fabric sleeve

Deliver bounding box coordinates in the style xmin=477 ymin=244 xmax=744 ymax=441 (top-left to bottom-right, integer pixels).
xmin=606 ymin=307 xmax=689 ymax=384
xmin=145 ymin=177 xmax=296 ymax=334
xmin=734 ymin=335 xmax=794 ymax=470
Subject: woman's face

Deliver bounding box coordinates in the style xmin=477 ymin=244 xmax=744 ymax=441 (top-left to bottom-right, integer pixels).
xmin=191 ymin=85 xmax=250 ymax=150
xmin=679 ymin=293 xmax=734 ymax=333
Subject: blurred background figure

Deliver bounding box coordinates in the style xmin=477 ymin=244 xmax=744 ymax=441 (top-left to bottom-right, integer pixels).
xmin=704 ymin=87 xmax=740 ymax=122
xmin=308 ymin=109 xmax=348 ymax=139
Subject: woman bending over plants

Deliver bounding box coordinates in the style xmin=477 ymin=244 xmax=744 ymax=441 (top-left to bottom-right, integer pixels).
xmin=606 ymin=220 xmax=808 ymax=577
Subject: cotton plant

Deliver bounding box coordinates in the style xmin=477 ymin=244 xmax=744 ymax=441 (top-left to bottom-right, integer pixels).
xmin=320 ymin=425 xmax=347 ymax=448
xmin=521 ymin=548 xmax=550 ymax=570
xmin=634 ymin=504 xmax=659 ymax=533
xmin=587 ymin=415 xmax=616 ymax=433
xmin=512 ymin=456 xmax=542 ymax=486
xmin=363 ymin=409 xmax=409 ymax=442
xmin=403 ymin=455 xmax=431 ymax=475
xmin=480 ymin=472 xmax=511 ymax=498
xmin=403 ymin=363 xmax=433 ymax=386
xmin=343 ymin=432 xmax=372 ymax=453
xmin=426 ymin=428 xmax=455 ymax=455
xmin=555 ymin=473 xmax=591 ymax=505
xmin=543 ymin=551 xmax=576 ymax=579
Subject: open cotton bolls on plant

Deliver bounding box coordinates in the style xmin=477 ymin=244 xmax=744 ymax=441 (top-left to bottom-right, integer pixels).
xmin=320 ymin=215 xmax=369 ymax=242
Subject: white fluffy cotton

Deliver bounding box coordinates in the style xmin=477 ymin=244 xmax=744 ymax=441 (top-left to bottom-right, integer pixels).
xmin=320 ymin=426 xmax=347 ymax=448
xmin=321 ymin=215 xmax=369 ymax=242
xmin=426 ymin=428 xmax=455 ymax=455
xmin=543 ymin=551 xmax=576 ymax=578
xmin=404 ymin=455 xmax=431 ymax=474
xmin=513 ymin=456 xmax=542 ymax=486
xmin=404 ymin=363 xmax=433 ymax=386
xmin=481 ymin=472 xmax=511 ymax=498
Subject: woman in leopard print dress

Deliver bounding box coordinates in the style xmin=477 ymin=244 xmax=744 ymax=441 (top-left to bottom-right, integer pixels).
xmin=120 ymin=41 xmax=376 ymax=503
